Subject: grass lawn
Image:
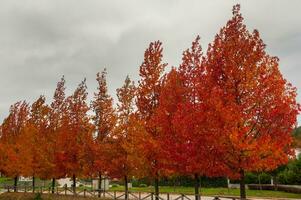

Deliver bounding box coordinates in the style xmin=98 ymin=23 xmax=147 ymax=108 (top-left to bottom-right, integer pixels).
xmin=0 ymin=177 xmax=13 ymax=184
xmin=0 ymin=178 xmax=53 ymax=188
xmin=109 ymin=186 xmax=301 ymax=199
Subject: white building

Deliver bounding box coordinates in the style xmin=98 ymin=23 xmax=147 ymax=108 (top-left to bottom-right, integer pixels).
xmin=19 ymin=176 xmax=32 ymax=182
xmin=295 ymin=148 xmax=301 ymax=158
xmin=92 ymin=178 xmax=109 ymax=190
xmin=57 ymin=178 xmax=82 ymax=188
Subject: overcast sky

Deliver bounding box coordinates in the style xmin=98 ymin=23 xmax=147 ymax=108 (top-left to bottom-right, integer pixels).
xmin=0 ymin=0 xmax=300 ymax=124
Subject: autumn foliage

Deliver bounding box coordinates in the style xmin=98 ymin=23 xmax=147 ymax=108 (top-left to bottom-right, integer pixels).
xmin=0 ymin=4 xmax=299 ymax=200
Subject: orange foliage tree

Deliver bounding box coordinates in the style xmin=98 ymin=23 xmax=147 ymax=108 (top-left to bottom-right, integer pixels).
xmin=204 ymin=5 xmax=300 ymax=199
xmin=136 ymin=41 xmax=167 ymax=199
xmin=22 ymin=96 xmax=50 ymax=192
xmin=56 ymin=79 xmax=93 ymax=193
xmin=48 ymin=76 xmax=67 ymax=193
xmin=91 ymin=69 xmax=116 ymax=195
xmin=155 ymin=37 xmax=228 ymax=200
xmin=109 ymin=76 xmax=137 ymax=200
xmin=0 ymin=101 xmax=30 ymax=191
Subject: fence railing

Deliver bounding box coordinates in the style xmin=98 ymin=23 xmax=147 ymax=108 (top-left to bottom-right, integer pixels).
xmin=1 ymin=186 xmax=240 ymax=200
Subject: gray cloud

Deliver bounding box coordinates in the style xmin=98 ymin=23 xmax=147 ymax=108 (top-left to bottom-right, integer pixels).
xmin=0 ymin=0 xmax=300 ymax=124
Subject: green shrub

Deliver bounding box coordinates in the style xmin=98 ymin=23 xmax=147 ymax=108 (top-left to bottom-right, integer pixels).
xmin=111 ymin=184 xmax=119 ymax=188
xmin=245 ymin=172 xmax=258 ymax=184
xmin=259 ymin=173 xmax=272 ymax=184
xmin=139 ymin=184 xmax=147 ymax=187
xmin=277 ymin=158 xmax=301 ymax=185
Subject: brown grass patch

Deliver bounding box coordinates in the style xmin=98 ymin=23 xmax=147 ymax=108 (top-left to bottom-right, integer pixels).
xmin=0 ymin=192 xmax=107 ymax=200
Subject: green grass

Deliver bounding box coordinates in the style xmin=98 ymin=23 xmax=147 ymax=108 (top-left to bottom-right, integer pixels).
xmin=0 ymin=178 xmax=52 ymax=187
xmin=109 ymin=186 xmax=301 ymax=199
xmin=0 ymin=177 xmax=13 ymax=184
xmin=77 ymin=185 xmax=92 ymax=190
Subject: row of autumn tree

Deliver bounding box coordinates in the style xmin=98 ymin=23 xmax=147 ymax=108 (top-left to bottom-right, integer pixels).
xmin=0 ymin=5 xmax=299 ymax=200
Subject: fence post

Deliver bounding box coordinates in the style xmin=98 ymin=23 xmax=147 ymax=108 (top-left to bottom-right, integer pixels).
xmin=84 ymin=189 xmax=86 ymax=197
xmin=25 ymin=186 xmax=27 ymax=193
xmin=181 ymin=194 xmax=184 ymax=200
xmin=8 ymin=186 xmax=10 ymax=193
xmin=65 ymin=185 xmax=67 ymax=195
xmin=56 ymin=186 xmax=58 ymax=194
xmin=167 ymin=193 xmax=170 ymax=200
xmin=151 ymin=192 xmax=154 ymax=200
xmin=139 ymin=192 xmax=141 ymax=200
xmin=114 ymin=191 xmax=116 ymax=200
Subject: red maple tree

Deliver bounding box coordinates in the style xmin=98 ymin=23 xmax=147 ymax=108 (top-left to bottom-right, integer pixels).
xmin=155 ymin=37 xmax=227 ymax=200
xmin=109 ymin=76 xmax=138 ymax=200
xmin=48 ymin=76 xmax=67 ymax=192
xmin=0 ymin=101 xmax=30 ymax=191
xmin=56 ymin=79 xmax=93 ymax=193
xmin=136 ymin=41 xmax=167 ymax=199
xmin=204 ymin=5 xmax=300 ymax=199
xmin=90 ymin=69 xmax=116 ymax=195
xmin=23 ymin=96 xmax=50 ymax=192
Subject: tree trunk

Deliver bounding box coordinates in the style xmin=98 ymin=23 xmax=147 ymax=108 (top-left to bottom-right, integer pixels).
xmin=194 ymin=174 xmax=200 ymax=200
xmin=154 ymin=177 xmax=159 ymax=200
xmin=125 ymin=175 xmax=129 ymax=200
xmin=52 ymin=178 xmax=55 ymax=194
xmin=258 ymin=174 xmax=262 ymax=190
xmin=173 ymin=178 xmax=176 ymax=192
xmin=274 ymin=176 xmax=278 ymax=191
xmin=98 ymin=172 xmax=102 ymax=197
xmin=14 ymin=176 xmax=18 ymax=192
xmin=239 ymin=170 xmax=246 ymax=200
xmin=73 ymin=174 xmax=76 ymax=194
xmin=32 ymin=176 xmax=35 ymax=193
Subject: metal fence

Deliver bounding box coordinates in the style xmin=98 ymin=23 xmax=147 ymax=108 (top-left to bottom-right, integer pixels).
xmin=1 ymin=186 xmax=239 ymax=200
